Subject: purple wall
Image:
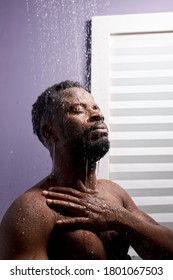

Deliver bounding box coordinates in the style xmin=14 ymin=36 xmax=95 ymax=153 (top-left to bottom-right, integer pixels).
xmin=1 ymin=0 xmax=173 ymax=221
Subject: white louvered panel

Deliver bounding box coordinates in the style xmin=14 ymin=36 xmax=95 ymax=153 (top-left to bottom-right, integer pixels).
xmin=110 ymin=131 xmax=173 ymax=140
xmin=111 ymin=69 xmax=173 ymax=78
xmin=110 ymin=147 xmax=173 ymax=156
xmin=110 ymin=163 xmax=173 ymax=172
xmin=92 ymin=14 xmax=173 ymax=258
xmin=109 ymin=31 xmax=173 ymax=234
xmin=112 ymin=179 xmax=173 ymax=189
xmin=110 ymin=116 xmax=173 ymax=124
xmin=150 ymin=213 xmax=173 ymax=222
xmin=131 ymin=196 xmax=173 ymax=206
xmin=111 ymin=55 xmax=173 ymax=63
xmin=110 ymin=32 xmax=173 ymax=48
xmin=110 ymin=85 xmax=173 ymax=94
xmin=110 ymin=100 xmax=173 ymax=109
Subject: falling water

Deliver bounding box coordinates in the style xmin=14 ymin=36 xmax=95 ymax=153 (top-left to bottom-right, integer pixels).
xmin=25 ymin=0 xmax=37 ymax=96
xmin=24 ymin=0 xmax=110 ymax=183
xmin=96 ymin=160 xmax=100 ymax=178
xmin=85 ymin=158 xmax=89 ymax=187
xmin=25 ymin=0 xmax=110 ymax=89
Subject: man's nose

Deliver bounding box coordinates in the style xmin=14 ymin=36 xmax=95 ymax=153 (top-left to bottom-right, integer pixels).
xmin=88 ymin=110 xmax=104 ymax=122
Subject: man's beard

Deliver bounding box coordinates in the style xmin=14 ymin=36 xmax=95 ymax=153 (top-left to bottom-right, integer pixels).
xmin=66 ymin=123 xmax=110 ymax=164
xmin=83 ymin=138 xmax=110 ymax=163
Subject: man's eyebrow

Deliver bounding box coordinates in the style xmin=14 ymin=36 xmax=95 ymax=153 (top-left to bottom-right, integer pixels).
xmin=64 ymin=102 xmax=100 ymax=109
xmin=70 ymin=102 xmax=87 ymax=107
xmin=72 ymin=103 xmax=101 ymax=110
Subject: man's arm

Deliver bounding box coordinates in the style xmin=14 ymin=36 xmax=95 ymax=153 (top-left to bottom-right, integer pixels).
xmin=0 ymin=192 xmax=55 ymax=260
xmin=111 ymin=202 xmax=173 ymax=260
xmin=42 ymin=180 xmax=173 ymax=259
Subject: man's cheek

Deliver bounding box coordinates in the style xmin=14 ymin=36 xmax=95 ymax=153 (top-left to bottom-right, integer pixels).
xmin=65 ymin=120 xmax=84 ymax=136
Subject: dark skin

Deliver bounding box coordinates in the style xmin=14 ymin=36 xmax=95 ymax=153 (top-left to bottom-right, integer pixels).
xmin=0 ymin=87 xmax=173 ymax=259
xmin=43 ymin=180 xmax=173 ymax=259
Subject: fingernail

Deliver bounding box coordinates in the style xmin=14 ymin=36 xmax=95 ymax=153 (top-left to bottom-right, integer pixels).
xmin=46 ymin=199 xmax=52 ymax=204
xmin=42 ymin=190 xmax=48 ymax=195
xmin=56 ymin=221 xmax=62 ymax=224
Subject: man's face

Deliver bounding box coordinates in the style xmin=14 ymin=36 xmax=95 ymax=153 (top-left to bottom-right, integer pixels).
xmin=53 ymin=87 xmax=110 ymax=162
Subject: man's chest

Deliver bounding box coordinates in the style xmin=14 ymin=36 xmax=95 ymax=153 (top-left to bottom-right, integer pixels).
xmin=48 ymin=228 xmax=130 ymax=260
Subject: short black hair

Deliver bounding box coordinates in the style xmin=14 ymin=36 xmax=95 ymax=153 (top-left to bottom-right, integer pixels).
xmin=32 ymin=80 xmax=83 ymax=145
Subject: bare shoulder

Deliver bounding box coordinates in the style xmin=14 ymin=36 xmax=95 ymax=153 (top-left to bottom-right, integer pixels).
xmin=97 ymin=179 xmax=138 ymax=210
xmin=98 ymin=179 xmax=158 ymax=224
xmin=1 ymin=188 xmax=56 ymax=230
xmin=98 ymin=179 xmax=128 ymax=196
xmin=0 ymin=187 xmax=57 ymax=259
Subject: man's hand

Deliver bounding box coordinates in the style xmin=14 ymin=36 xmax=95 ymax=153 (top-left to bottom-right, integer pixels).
xmin=42 ymin=180 xmax=124 ymax=232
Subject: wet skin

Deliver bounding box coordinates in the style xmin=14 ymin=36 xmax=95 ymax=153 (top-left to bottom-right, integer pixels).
xmin=0 ymin=179 xmax=130 ymax=259
xmin=47 ymin=180 xmax=131 ymax=260
xmin=0 ymin=87 xmax=173 ymax=259
xmin=0 ymin=88 xmax=128 ymax=259
xmin=48 ymin=187 xmax=131 ymax=259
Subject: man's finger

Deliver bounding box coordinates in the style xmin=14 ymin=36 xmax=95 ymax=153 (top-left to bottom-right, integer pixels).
xmin=43 ymin=191 xmax=82 ymax=205
xmin=46 ymin=199 xmax=88 ymax=216
xmin=56 ymin=217 xmax=92 ymax=231
xmin=77 ymin=180 xmax=97 ymax=194
xmin=48 ymin=186 xmax=84 ymax=198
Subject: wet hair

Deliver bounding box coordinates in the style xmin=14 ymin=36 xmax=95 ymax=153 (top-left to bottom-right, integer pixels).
xmin=32 ymin=80 xmax=84 ymax=146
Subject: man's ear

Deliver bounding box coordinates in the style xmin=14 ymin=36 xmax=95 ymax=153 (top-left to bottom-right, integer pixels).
xmin=41 ymin=124 xmax=55 ymax=141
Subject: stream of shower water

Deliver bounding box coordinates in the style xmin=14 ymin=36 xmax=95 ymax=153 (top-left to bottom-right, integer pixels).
xmin=25 ymin=0 xmax=83 ymax=89
xmin=25 ymin=0 xmax=109 ymax=88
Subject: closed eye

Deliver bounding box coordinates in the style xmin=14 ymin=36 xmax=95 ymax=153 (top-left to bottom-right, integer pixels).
xmin=68 ymin=105 xmax=85 ymax=114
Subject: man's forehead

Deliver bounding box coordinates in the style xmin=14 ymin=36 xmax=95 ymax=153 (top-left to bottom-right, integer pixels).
xmin=60 ymin=87 xmax=95 ymax=103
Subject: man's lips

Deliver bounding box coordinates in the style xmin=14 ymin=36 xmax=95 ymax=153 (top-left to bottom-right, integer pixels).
xmin=91 ymin=127 xmax=108 ymax=134
xmin=90 ymin=123 xmax=108 ymax=131
xmin=89 ymin=123 xmax=109 ymax=139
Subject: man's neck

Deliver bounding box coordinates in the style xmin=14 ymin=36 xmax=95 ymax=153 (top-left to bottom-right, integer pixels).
xmin=50 ymin=157 xmax=97 ymax=190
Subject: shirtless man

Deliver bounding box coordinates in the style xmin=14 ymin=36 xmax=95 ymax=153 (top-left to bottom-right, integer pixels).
xmin=0 ymin=80 xmax=173 ymax=259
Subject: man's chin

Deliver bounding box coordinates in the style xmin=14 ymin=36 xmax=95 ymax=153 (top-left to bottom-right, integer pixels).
xmin=86 ymin=138 xmax=110 ymax=162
